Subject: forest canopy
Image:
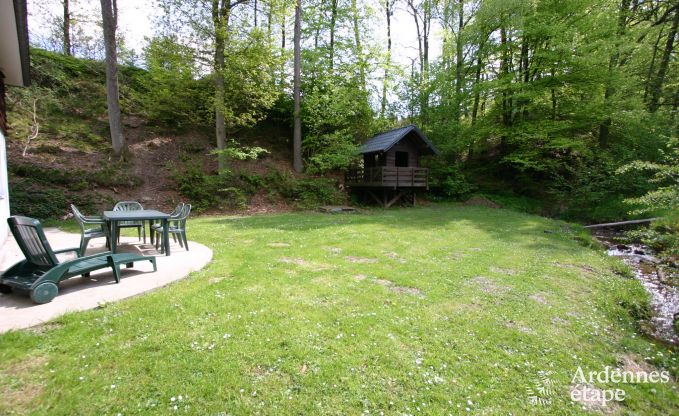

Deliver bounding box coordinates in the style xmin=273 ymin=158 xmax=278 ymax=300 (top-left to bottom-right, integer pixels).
xmin=20 ymin=0 xmax=679 ymax=222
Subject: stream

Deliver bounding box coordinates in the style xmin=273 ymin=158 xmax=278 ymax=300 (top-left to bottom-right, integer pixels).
xmin=592 ymin=228 xmax=679 ymax=345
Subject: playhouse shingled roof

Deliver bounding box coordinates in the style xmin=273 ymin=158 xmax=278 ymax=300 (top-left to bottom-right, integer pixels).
xmin=358 ymin=125 xmax=440 ymax=155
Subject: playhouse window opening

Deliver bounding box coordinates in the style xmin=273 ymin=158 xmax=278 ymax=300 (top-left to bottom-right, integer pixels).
xmin=395 ymin=151 xmax=409 ymax=167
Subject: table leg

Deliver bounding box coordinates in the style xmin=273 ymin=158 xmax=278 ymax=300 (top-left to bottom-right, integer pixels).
xmin=110 ymin=220 xmax=118 ymax=254
xmin=162 ymin=218 xmax=170 ymax=256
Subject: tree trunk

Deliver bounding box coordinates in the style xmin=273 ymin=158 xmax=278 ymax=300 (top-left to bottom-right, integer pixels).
xmin=281 ymin=12 xmax=286 ymax=50
xmin=551 ymin=68 xmax=557 ymax=120
xmin=454 ymin=0 xmax=464 ymax=122
xmin=499 ymin=24 xmax=511 ymax=153
xmin=293 ymin=0 xmax=303 ymax=173
xmin=100 ymin=0 xmax=125 ymax=159
xmin=471 ymin=49 xmax=482 ymax=125
xmin=380 ymin=0 xmax=393 ymax=118
xmin=500 ymin=26 xmax=511 ymax=128
xmin=600 ymin=0 xmax=630 ymax=147
xmin=280 ymin=11 xmax=286 ymax=87
xmin=644 ymin=27 xmax=664 ymax=103
xmin=351 ymin=0 xmax=366 ymax=92
xmin=329 ymin=0 xmax=338 ymax=74
xmin=254 ymin=0 xmax=258 ymax=27
xmin=212 ymin=0 xmax=231 ymax=170
xmin=63 ymin=0 xmax=71 ymax=56
xmin=648 ymin=6 xmax=679 ymax=113
xmin=422 ymin=1 xmax=431 ymax=122
xmin=519 ymin=35 xmax=529 ymax=119
xmin=267 ymin=1 xmax=272 ymax=42
xmin=409 ymin=0 xmax=431 ymax=121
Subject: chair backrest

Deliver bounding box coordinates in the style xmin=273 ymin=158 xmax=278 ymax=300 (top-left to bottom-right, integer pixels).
xmin=70 ymin=204 xmax=87 ymax=233
xmin=7 ymin=216 xmax=59 ymax=269
xmin=170 ymin=203 xmax=185 ymax=218
xmin=178 ymin=204 xmax=192 ymax=228
xmin=113 ymin=201 xmax=143 ymax=212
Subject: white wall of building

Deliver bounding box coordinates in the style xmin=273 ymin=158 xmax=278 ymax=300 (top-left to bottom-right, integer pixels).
xmin=0 ymin=128 xmax=9 ymax=250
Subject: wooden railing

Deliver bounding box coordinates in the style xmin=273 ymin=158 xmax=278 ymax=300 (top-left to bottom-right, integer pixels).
xmin=345 ymin=167 xmax=429 ymax=188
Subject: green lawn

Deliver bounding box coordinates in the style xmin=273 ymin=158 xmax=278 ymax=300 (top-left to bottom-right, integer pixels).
xmin=1 ymin=204 xmax=677 ymax=415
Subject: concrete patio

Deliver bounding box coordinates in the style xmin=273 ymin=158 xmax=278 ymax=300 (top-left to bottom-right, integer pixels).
xmin=0 ymin=228 xmax=212 ymax=332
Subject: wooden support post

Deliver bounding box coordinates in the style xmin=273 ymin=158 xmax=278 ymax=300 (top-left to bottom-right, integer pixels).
xmin=367 ymin=190 xmax=382 ymax=206
xmin=385 ymin=191 xmax=405 ymax=208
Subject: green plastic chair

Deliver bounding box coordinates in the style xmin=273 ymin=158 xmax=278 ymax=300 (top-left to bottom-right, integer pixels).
xmin=71 ymin=204 xmax=110 ymax=256
xmin=0 ymin=216 xmax=157 ymax=304
xmin=113 ymin=201 xmax=145 ymax=244
xmin=152 ymin=204 xmax=192 ymax=252
xmin=149 ymin=203 xmax=184 ymax=246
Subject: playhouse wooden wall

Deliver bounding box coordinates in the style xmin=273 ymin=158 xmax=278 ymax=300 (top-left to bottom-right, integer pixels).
xmin=384 ymin=133 xmax=420 ymax=167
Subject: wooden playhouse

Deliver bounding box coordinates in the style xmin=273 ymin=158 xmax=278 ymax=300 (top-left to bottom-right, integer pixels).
xmin=345 ymin=125 xmax=439 ymax=207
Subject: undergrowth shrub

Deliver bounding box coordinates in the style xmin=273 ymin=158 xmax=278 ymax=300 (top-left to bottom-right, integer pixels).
xmin=427 ymin=162 xmax=475 ymax=200
xmin=10 ymin=179 xmax=109 ymax=219
xmin=10 ymin=163 xmax=142 ymax=189
xmin=265 ymin=170 xmax=343 ymax=209
xmin=626 ymin=213 xmax=679 ymax=259
xmin=170 ymin=160 xmax=249 ymax=211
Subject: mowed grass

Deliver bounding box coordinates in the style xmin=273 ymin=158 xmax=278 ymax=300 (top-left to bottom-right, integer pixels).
xmin=1 ymin=204 xmax=677 ymax=415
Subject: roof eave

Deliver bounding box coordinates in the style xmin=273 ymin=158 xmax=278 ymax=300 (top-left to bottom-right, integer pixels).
xmin=14 ymin=0 xmax=31 ymax=87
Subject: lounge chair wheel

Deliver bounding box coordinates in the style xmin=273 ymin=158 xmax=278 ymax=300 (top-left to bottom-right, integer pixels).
xmin=30 ymin=282 xmax=59 ymax=304
xmin=0 ymin=284 xmax=12 ymax=294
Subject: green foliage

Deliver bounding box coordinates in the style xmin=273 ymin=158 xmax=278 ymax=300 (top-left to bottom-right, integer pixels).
xmin=265 ymin=170 xmax=344 ymax=209
xmin=10 ymin=163 xmax=142 ymax=190
xmin=618 ymin=138 xmax=679 ymax=215
xmin=305 ymin=131 xmax=359 ymax=174
xmin=170 ymin=159 xmax=342 ymax=211
xmin=9 ymin=178 xmax=110 ymax=220
xmin=170 ymin=160 xmax=247 ymax=211
xmin=8 ymin=161 xmax=141 ymax=220
xmin=26 ymin=49 xmax=107 ymax=118
xmin=9 ymin=179 xmax=69 ymax=219
xmin=301 ymin=78 xmax=370 ymax=173
xmin=626 ymin=213 xmax=679 ymax=259
xmin=552 ymin=156 xmax=654 ymax=222
xmin=216 ymin=29 xmax=281 ymax=131
xmin=212 ymin=144 xmax=270 ymax=163
xmin=138 ymin=36 xmax=213 ymax=128
xmin=427 ymin=162 xmax=475 ymax=200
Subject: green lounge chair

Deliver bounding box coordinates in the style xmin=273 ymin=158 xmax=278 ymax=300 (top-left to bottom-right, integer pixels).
xmin=0 ymin=216 xmax=157 ymax=304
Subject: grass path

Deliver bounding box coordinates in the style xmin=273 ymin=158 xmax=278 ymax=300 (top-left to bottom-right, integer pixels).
xmin=1 ymin=204 xmax=677 ymax=415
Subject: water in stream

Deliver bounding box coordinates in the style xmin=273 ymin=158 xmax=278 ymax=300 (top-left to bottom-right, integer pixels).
xmin=593 ymin=229 xmax=679 ymax=345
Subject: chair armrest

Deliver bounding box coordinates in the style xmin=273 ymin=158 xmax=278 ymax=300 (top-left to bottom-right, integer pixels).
xmin=77 ymin=251 xmax=113 ymax=260
xmin=53 ymin=247 xmax=80 ymax=255
xmin=53 ymin=251 xmax=114 ymax=270
xmin=82 ymin=217 xmax=106 ymax=224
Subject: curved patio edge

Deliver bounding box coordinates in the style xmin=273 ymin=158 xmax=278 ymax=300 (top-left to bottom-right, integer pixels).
xmin=0 ymin=229 xmax=213 ymax=333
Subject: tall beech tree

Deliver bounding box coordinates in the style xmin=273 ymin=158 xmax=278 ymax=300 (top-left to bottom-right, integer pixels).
xmin=100 ymin=0 xmax=126 ymax=158
xmin=293 ymin=0 xmax=303 ymax=173
xmin=63 ymin=0 xmax=71 ymax=56
xmin=158 ymin=0 xmax=278 ymax=170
